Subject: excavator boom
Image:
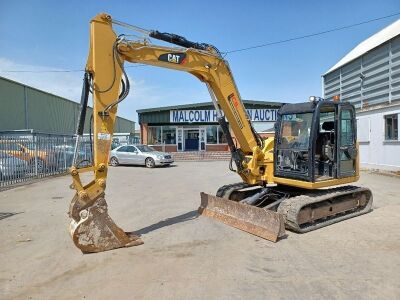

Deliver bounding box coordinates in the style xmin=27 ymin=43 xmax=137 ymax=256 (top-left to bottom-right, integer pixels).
xmin=69 ymin=13 xmax=283 ymax=252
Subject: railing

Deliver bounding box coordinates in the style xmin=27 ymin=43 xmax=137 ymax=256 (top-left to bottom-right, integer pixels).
xmin=0 ymin=130 xmax=92 ymax=188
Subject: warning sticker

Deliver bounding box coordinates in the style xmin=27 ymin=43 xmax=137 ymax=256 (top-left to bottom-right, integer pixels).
xmin=228 ymin=93 xmax=244 ymax=129
xmin=98 ymin=133 xmax=111 ymax=140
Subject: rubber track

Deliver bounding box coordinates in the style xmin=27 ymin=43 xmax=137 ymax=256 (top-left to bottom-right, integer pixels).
xmin=277 ymin=185 xmax=373 ymax=233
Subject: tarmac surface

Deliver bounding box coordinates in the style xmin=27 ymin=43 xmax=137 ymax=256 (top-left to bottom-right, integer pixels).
xmin=1 ymin=161 xmax=399 ymax=299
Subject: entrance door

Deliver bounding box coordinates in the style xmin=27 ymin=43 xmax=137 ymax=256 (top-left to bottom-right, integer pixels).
xmin=338 ymin=105 xmax=357 ymax=177
xmin=184 ymin=129 xmax=199 ymax=151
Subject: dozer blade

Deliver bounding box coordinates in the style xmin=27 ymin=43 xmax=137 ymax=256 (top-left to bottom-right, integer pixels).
xmin=69 ymin=195 xmax=143 ymax=253
xmin=199 ymin=192 xmax=285 ymax=242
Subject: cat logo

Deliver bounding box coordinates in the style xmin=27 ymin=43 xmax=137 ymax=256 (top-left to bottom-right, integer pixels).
xmin=158 ymin=53 xmax=187 ymax=64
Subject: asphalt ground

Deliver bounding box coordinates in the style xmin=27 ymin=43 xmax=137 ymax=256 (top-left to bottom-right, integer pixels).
xmin=1 ymin=161 xmax=399 ymax=299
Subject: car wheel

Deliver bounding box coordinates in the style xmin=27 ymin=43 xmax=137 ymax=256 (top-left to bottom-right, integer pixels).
xmin=145 ymin=157 xmax=155 ymax=168
xmin=110 ymin=157 xmax=119 ymax=167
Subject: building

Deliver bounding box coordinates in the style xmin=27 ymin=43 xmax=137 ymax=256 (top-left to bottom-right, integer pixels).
xmin=137 ymin=100 xmax=282 ymax=152
xmin=0 ymin=76 xmax=135 ymax=135
xmin=323 ymin=19 xmax=400 ymax=171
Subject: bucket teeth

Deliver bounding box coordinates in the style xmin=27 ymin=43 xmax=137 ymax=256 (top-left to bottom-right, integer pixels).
xmin=69 ymin=195 xmax=143 ymax=253
xmin=199 ymin=192 xmax=285 ymax=242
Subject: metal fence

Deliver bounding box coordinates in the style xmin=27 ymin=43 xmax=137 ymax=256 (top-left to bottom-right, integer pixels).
xmin=0 ymin=130 xmax=92 ymax=188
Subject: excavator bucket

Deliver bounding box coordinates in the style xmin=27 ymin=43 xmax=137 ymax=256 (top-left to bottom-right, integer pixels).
xmin=69 ymin=194 xmax=143 ymax=253
xmin=199 ymin=192 xmax=285 ymax=242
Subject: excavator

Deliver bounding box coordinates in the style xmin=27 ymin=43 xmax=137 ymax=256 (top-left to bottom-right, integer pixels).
xmin=69 ymin=13 xmax=373 ymax=253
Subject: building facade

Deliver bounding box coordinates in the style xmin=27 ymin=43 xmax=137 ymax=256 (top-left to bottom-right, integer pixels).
xmin=323 ymin=20 xmax=400 ymax=171
xmin=0 ymin=76 xmax=135 ymax=135
xmin=137 ymin=100 xmax=282 ymax=152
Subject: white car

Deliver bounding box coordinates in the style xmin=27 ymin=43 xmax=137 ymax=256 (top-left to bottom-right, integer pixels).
xmin=0 ymin=152 xmax=28 ymax=180
xmin=109 ymin=144 xmax=174 ymax=168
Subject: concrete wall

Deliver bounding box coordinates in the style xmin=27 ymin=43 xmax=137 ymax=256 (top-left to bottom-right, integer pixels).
xmin=357 ymin=104 xmax=400 ymax=171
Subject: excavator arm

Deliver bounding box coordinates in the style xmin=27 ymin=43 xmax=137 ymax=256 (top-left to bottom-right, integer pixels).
xmin=69 ymin=13 xmax=281 ymax=253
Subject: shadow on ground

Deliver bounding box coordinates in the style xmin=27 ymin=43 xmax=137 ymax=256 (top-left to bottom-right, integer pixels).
xmin=133 ymin=210 xmax=199 ymax=235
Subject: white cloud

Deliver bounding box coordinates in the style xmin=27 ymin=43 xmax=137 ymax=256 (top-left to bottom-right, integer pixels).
xmin=0 ymin=57 xmax=210 ymax=122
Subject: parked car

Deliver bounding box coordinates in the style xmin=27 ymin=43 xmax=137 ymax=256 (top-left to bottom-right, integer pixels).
xmin=110 ymin=144 xmax=174 ymax=168
xmin=53 ymin=145 xmax=90 ymax=168
xmin=0 ymin=152 xmax=28 ymax=180
xmin=0 ymin=140 xmax=53 ymax=172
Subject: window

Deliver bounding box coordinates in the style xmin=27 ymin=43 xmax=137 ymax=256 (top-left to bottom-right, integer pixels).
xmin=340 ymin=109 xmax=354 ymax=146
xmin=148 ymin=126 xmax=176 ymax=145
xmin=117 ymin=146 xmax=128 ymax=152
xmin=148 ymin=127 xmax=162 ymax=144
xmin=126 ymin=146 xmax=137 ymax=153
xmin=280 ymin=113 xmax=313 ymax=149
xmin=162 ymin=126 xmax=176 ymax=144
xmin=206 ymin=126 xmax=217 ymax=144
xmin=218 ymin=126 xmax=227 ymax=144
xmin=385 ymin=114 xmax=398 ymax=140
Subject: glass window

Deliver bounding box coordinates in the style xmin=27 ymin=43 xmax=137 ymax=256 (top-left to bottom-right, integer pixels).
xmin=385 ymin=114 xmax=398 ymax=140
xmin=280 ymin=113 xmax=313 ymax=149
xmin=126 ymin=146 xmax=137 ymax=153
xmin=136 ymin=145 xmax=155 ymax=152
xmin=148 ymin=127 xmax=162 ymax=145
xmin=218 ymin=126 xmax=227 ymax=144
xmin=207 ymin=126 xmax=217 ymax=144
xmin=319 ymin=111 xmax=335 ymax=132
xmin=162 ymin=126 xmax=176 ymax=144
xmin=340 ymin=109 xmax=354 ymax=146
xmin=117 ymin=146 xmax=128 ymax=152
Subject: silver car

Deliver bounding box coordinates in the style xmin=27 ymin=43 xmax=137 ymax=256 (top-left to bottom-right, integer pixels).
xmin=109 ymin=144 xmax=174 ymax=168
xmin=0 ymin=152 xmax=28 ymax=180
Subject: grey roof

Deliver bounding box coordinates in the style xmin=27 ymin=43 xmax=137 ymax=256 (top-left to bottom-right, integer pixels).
xmin=137 ymin=100 xmax=283 ymax=114
xmin=324 ymin=18 xmax=400 ymax=75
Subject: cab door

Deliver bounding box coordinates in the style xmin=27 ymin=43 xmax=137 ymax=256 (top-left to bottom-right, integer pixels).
xmin=337 ymin=104 xmax=357 ymax=177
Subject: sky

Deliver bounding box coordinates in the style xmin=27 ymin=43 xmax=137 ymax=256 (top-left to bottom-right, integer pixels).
xmin=0 ymin=0 xmax=399 ymax=122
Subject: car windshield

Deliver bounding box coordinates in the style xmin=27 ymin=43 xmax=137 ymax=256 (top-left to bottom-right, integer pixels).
xmin=280 ymin=113 xmax=313 ymax=149
xmin=136 ymin=145 xmax=155 ymax=152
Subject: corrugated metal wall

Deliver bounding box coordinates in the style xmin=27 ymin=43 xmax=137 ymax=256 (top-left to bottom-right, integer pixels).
xmin=0 ymin=76 xmax=135 ymax=134
xmin=0 ymin=77 xmax=26 ymax=130
xmin=323 ymin=35 xmax=400 ymax=108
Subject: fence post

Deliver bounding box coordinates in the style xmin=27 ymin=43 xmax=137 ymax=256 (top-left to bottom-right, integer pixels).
xmin=63 ymin=136 xmax=67 ymax=171
xmin=34 ymin=134 xmax=38 ymax=178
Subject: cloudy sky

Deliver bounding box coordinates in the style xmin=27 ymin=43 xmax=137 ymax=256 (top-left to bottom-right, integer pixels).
xmin=1 ymin=0 xmax=399 ymax=121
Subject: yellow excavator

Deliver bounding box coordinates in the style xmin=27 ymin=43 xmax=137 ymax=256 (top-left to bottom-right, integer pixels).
xmin=69 ymin=13 xmax=373 ymax=253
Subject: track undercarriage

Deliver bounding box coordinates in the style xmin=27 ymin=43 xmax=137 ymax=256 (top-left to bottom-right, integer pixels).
xmin=199 ymin=182 xmax=373 ymax=241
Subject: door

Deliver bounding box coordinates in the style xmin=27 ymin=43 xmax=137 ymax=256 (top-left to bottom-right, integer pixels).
xmin=199 ymin=127 xmax=206 ymax=151
xmin=337 ymin=105 xmax=357 ymax=177
xmin=125 ymin=146 xmax=141 ymax=165
xmin=115 ymin=146 xmax=128 ymax=164
xmin=185 ymin=130 xmax=199 ymax=151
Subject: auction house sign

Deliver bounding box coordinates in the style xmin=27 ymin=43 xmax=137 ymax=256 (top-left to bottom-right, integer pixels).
xmin=170 ymin=109 xmax=278 ymax=123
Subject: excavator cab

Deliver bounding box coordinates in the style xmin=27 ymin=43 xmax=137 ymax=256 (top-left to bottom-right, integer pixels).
xmin=274 ymin=98 xmax=358 ymax=184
